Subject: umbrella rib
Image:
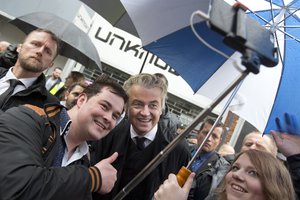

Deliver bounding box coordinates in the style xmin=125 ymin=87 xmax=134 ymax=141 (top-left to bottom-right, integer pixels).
xmin=245 ymin=1 xmax=300 ymax=43
xmin=234 ymin=0 xmax=272 ymax=25
xmin=274 ymin=30 xmax=284 ymax=66
xmin=268 ymin=0 xmax=283 ymax=68
xmin=269 ymin=0 xmax=277 ymax=25
xmin=272 ymin=25 xmax=300 ymax=28
xmin=265 ymin=24 xmax=300 ymax=42
xmin=247 ymin=9 xmax=270 ymax=24
xmin=276 ymin=7 xmax=300 ymax=26
xmin=280 ymin=30 xmax=300 ymax=42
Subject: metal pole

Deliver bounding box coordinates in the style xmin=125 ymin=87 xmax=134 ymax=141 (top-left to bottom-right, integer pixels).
xmin=186 ymin=76 xmax=244 ymax=169
xmin=139 ymin=51 xmax=149 ymax=74
xmin=113 ymin=70 xmax=250 ymax=200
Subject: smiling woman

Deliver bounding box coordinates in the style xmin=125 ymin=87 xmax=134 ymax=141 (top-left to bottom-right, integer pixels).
xmin=214 ymin=150 xmax=295 ymax=200
xmin=154 ymin=149 xmax=295 ymax=200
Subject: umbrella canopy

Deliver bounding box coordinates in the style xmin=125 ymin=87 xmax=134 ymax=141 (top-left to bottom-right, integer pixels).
xmin=121 ymin=0 xmax=300 ymax=134
xmin=79 ymin=0 xmax=138 ymax=37
xmin=9 ymin=12 xmax=102 ymax=71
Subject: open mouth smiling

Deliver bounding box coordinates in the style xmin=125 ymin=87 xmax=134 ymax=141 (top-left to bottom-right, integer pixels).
xmin=137 ymin=118 xmax=151 ymax=123
xmin=231 ymin=184 xmax=247 ymax=193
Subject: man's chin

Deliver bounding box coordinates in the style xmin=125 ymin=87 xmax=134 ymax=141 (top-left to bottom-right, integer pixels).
xmin=201 ymin=147 xmax=210 ymax=153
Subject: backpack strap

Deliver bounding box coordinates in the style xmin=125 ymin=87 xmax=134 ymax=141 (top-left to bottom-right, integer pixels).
xmin=23 ymin=104 xmax=61 ymax=155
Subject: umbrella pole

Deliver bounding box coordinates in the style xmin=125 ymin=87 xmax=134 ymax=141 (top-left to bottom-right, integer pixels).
xmin=185 ymin=75 xmax=244 ymax=170
xmin=139 ymin=51 xmax=149 ymax=74
xmin=113 ymin=70 xmax=250 ymax=200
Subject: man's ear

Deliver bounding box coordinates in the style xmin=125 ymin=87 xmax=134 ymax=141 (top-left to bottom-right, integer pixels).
xmin=76 ymin=93 xmax=87 ymax=107
xmin=49 ymin=62 xmax=54 ymax=68
xmin=16 ymin=44 xmax=22 ymax=53
xmin=64 ymin=91 xmax=70 ymax=101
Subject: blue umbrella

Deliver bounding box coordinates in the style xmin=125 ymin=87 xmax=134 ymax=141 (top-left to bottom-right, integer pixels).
xmin=243 ymin=0 xmax=300 ymax=134
xmin=121 ymin=0 xmax=300 ymax=134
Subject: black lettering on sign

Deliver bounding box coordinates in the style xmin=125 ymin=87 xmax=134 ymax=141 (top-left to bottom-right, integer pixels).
xmin=94 ymin=26 xmax=179 ymax=76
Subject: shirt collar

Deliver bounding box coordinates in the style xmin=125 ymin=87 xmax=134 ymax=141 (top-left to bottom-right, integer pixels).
xmin=6 ymin=67 xmax=38 ymax=88
xmin=61 ymin=141 xmax=89 ymax=166
xmin=60 ymin=108 xmax=72 ymax=136
xmin=59 ymin=108 xmax=89 ymax=166
xmin=192 ymin=150 xmax=215 ymax=159
xmin=130 ymin=124 xmax=158 ymax=142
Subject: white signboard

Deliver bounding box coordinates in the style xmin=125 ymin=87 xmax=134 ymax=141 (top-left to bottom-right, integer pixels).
xmin=88 ymin=14 xmax=221 ymax=113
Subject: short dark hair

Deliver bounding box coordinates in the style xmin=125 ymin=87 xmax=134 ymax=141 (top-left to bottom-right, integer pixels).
xmin=66 ymin=71 xmax=85 ymax=82
xmin=54 ymin=67 xmax=63 ymax=71
xmin=25 ymin=28 xmax=61 ymax=58
xmin=199 ymin=117 xmax=224 ymax=133
xmin=67 ymin=82 xmax=88 ymax=93
xmin=84 ymin=74 xmax=128 ymax=105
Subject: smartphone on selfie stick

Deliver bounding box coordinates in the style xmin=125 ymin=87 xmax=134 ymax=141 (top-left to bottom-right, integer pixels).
xmin=207 ymin=0 xmax=278 ymax=74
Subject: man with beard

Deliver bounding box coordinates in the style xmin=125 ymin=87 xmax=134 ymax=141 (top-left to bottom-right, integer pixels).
xmin=0 ymin=28 xmax=60 ymax=111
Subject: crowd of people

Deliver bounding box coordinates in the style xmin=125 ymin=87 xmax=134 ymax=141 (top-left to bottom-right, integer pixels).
xmin=0 ymin=28 xmax=299 ymax=200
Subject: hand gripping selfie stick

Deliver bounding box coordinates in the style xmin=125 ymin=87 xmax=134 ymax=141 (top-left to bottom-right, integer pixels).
xmin=113 ymin=0 xmax=278 ymax=199
xmin=176 ymin=76 xmax=244 ymax=186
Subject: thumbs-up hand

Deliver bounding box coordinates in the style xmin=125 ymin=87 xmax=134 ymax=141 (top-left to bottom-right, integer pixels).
xmin=94 ymin=152 xmax=118 ymax=194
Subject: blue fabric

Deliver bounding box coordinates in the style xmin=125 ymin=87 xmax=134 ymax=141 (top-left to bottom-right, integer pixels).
xmin=246 ymin=0 xmax=300 ymax=134
xmin=51 ymin=134 xmax=65 ymax=167
xmin=190 ymin=150 xmax=214 ymax=172
xmin=144 ymin=22 xmax=234 ymax=93
xmin=142 ymin=0 xmax=300 ymax=134
xmin=51 ymin=108 xmax=71 ymax=167
xmin=262 ymin=0 xmax=300 ymax=133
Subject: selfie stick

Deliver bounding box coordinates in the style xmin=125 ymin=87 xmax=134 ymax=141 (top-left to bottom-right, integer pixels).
xmin=113 ymin=70 xmax=249 ymax=200
xmin=176 ymin=77 xmax=244 ymax=186
xmin=113 ymin=0 xmax=278 ymax=198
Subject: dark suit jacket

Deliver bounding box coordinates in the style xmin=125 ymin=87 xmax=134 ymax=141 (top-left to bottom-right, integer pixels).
xmin=0 ymin=67 xmax=59 ymax=111
xmin=90 ymin=119 xmax=191 ymax=200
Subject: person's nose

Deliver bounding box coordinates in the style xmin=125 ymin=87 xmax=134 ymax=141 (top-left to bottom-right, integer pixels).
xmin=102 ymin=111 xmax=114 ymax=125
xmin=35 ymin=46 xmax=45 ymax=56
xmin=140 ymin=105 xmax=150 ymax=116
xmin=249 ymin=144 xmax=257 ymax=150
xmin=207 ymin=134 xmax=213 ymax=142
xmin=232 ymin=170 xmax=245 ymax=182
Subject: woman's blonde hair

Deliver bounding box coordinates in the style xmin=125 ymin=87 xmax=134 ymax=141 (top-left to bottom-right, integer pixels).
xmin=215 ymin=149 xmax=295 ymax=200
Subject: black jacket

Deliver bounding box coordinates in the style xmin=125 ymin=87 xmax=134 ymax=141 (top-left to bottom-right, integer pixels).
xmin=0 ymin=67 xmax=59 ymax=111
xmin=0 ymin=44 xmax=18 ymax=69
xmin=192 ymin=155 xmax=233 ymax=200
xmin=287 ymin=154 xmax=300 ymax=200
xmin=0 ymin=104 xmax=95 ymax=200
xmin=158 ymin=104 xmax=180 ymax=135
xmin=90 ymin=119 xmax=191 ymax=200
xmin=188 ymin=151 xmax=220 ymax=200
